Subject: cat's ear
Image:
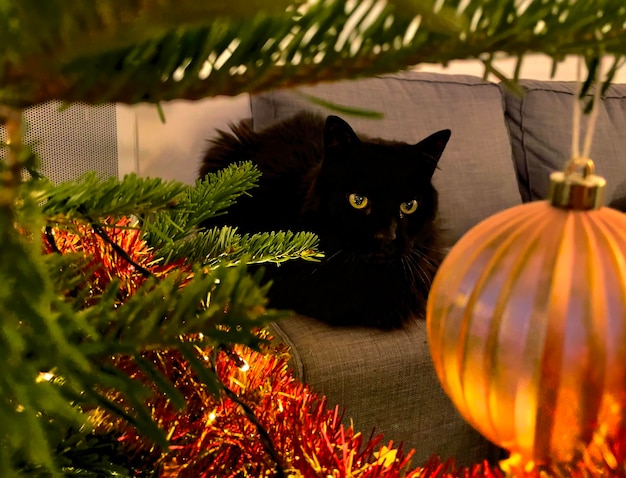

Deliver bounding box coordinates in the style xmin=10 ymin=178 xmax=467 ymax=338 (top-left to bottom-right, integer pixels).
xmin=324 ymin=115 xmax=360 ymax=150
xmin=416 ymin=129 xmax=451 ymax=174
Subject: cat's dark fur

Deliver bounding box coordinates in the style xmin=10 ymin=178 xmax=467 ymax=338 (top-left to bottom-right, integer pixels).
xmin=199 ymin=112 xmax=451 ymax=328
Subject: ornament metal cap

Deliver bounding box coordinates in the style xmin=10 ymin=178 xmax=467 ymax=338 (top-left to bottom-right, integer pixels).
xmin=548 ymin=158 xmax=606 ymax=210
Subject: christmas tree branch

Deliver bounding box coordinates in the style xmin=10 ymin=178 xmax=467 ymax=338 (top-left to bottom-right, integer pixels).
xmin=162 ymin=226 xmax=322 ymax=267
xmin=5 ymin=0 xmax=296 ymax=69
xmin=0 ymin=106 xmax=23 ymax=217
xmin=0 ymin=107 xmax=94 ymax=476
xmin=9 ymin=137 xmax=318 ymax=476
xmin=35 ymin=162 xmax=317 ymax=474
xmin=3 ymin=1 xmax=626 ymax=107
xmin=83 ymin=211 xmax=154 ymax=279
xmin=145 ymin=162 xmax=261 ymax=251
xmin=43 ymin=172 xmax=187 ymax=221
xmin=48 ymin=217 xmax=289 ymax=469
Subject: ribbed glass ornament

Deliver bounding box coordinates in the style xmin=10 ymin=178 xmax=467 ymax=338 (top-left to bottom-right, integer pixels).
xmin=427 ymin=198 xmax=626 ymax=465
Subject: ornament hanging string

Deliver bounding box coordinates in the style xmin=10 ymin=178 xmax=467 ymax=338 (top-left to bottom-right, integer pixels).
xmin=551 ymin=55 xmax=608 ymax=210
xmin=571 ymin=55 xmax=605 ymax=165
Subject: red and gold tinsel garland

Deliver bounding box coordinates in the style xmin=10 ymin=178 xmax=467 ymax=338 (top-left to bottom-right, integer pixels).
xmin=109 ymin=345 xmax=427 ymax=477
xmin=44 ymin=217 xmax=183 ymax=298
xmin=45 ymin=218 xmax=626 ymax=477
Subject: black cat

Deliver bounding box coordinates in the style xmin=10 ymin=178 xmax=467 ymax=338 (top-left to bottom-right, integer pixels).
xmin=200 ymin=112 xmax=451 ymax=328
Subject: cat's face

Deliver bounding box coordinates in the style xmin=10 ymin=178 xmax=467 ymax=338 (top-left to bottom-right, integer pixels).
xmin=311 ymin=115 xmax=450 ymax=262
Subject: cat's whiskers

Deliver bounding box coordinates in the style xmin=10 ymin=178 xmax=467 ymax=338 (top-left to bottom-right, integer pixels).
xmin=325 ymin=249 xmax=345 ymax=263
xmin=400 ymin=256 xmax=419 ymax=293
xmin=408 ymin=247 xmax=440 ymax=271
xmin=310 ymin=248 xmax=353 ymax=275
xmin=403 ymin=252 xmax=431 ymax=288
xmin=411 ymin=241 xmax=443 ymax=254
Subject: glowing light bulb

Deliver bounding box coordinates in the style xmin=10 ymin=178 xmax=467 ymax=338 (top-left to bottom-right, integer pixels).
xmin=238 ymin=359 xmax=250 ymax=372
xmin=36 ymin=372 xmax=55 ymax=383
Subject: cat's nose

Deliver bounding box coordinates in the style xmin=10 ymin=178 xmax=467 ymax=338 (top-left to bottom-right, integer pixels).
xmin=374 ymin=219 xmax=397 ymax=242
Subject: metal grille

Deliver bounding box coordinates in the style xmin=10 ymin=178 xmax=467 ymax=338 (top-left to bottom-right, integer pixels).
xmin=1 ymin=101 xmax=118 ymax=184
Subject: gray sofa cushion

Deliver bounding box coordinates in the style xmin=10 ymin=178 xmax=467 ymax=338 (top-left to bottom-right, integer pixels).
xmin=251 ymin=71 xmax=522 ymax=246
xmin=502 ymin=80 xmax=626 ymax=205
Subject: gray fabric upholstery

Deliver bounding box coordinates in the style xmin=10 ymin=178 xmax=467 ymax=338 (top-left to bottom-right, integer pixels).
xmin=502 ymin=80 xmax=626 ymax=205
xmin=268 ymin=317 xmax=500 ymax=466
xmin=251 ymin=71 xmax=523 ymax=246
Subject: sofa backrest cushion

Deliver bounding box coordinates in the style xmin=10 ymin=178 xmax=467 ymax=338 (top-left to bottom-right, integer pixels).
xmin=502 ymin=80 xmax=626 ymax=207
xmin=250 ymin=71 xmax=522 ymax=246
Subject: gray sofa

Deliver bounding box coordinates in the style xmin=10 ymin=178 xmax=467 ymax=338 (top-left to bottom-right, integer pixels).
xmin=248 ymin=71 xmax=626 ymax=466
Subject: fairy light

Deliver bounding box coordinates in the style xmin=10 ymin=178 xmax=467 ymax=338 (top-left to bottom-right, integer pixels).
xmin=237 ymin=359 xmax=250 ymax=372
xmin=36 ymin=371 xmax=55 ymax=382
xmin=221 ymin=345 xmax=250 ymax=372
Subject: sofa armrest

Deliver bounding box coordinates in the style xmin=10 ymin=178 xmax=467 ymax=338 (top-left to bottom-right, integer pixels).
xmin=269 ymin=315 xmax=499 ymax=466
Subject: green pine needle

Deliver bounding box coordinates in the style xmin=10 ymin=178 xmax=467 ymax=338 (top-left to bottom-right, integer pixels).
xmin=42 ymin=172 xmax=187 ymax=221
xmin=159 ymin=225 xmax=323 ymax=267
xmin=144 ymin=162 xmax=261 ymax=251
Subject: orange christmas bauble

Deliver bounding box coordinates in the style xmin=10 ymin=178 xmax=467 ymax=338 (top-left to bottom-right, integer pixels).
xmin=427 ymin=199 xmax=626 ymax=465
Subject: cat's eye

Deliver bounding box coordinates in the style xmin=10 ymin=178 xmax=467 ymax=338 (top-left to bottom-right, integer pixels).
xmin=400 ymin=199 xmax=419 ymax=214
xmin=348 ymin=193 xmax=369 ymax=209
